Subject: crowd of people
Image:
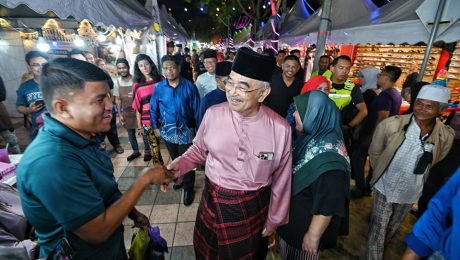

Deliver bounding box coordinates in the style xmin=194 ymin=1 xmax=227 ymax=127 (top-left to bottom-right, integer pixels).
xmin=0 ymin=42 xmax=458 ymax=260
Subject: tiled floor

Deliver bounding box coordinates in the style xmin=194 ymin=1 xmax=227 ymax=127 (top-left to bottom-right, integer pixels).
xmin=111 ymin=130 xmax=202 ymax=259
xmin=7 ymin=118 xmax=415 ymax=260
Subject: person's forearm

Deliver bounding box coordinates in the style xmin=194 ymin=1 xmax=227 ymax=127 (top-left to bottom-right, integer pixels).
xmin=74 ymin=174 xmax=151 ymax=243
xmin=136 ymin=111 xmax=142 ymax=128
xmin=307 ymin=215 xmax=332 ymax=240
xmin=17 ymin=106 xmax=31 ymax=115
xmin=402 ymin=247 xmax=421 ymax=260
xmin=115 ymin=98 xmax=122 ymax=117
xmin=349 ymin=110 xmax=367 ymax=127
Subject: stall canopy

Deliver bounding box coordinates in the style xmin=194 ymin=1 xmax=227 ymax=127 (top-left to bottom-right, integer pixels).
xmin=0 ymin=0 xmax=153 ymax=29
xmin=279 ymin=0 xmax=460 ymax=45
xmin=159 ymin=5 xmax=189 ymax=43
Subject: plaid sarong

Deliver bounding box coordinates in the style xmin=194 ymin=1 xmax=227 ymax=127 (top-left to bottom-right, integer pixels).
xmin=194 ymin=178 xmax=271 ymax=260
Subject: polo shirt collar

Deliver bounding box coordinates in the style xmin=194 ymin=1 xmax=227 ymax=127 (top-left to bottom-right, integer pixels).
xmin=43 ymin=114 xmax=94 ymax=148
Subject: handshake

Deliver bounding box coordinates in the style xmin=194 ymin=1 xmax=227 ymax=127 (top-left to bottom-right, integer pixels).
xmin=141 ymin=159 xmax=180 ymax=189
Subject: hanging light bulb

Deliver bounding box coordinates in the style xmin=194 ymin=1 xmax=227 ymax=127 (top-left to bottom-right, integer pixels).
xmin=73 ymin=35 xmax=85 ymax=47
xmin=115 ymin=36 xmax=123 ymax=45
xmin=36 ymin=37 xmax=50 ymax=52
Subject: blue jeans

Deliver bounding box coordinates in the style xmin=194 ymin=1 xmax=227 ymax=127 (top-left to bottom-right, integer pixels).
xmin=127 ymin=128 xmax=150 ymax=153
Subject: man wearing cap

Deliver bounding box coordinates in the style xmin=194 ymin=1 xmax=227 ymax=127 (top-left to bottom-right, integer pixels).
xmin=196 ymin=61 xmax=232 ymax=128
xmin=166 ymin=41 xmax=175 ymax=55
xmin=195 ymin=49 xmax=218 ymax=98
xmin=165 ymin=47 xmax=292 ymax=259
xmin=365 ymin=85 xmax=454 ymax=260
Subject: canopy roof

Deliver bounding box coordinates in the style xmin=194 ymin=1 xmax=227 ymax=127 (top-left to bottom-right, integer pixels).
xmin=159 ymin=5 xmax=189 ymax=43
xmin=278 ymin=0 xmax=460 ymax=45
xmin=0 ymin=0 xmax=153 ymax=29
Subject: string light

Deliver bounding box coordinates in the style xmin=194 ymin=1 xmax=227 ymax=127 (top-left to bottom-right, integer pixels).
xmin=73 ymin=35 xmax=85 ymax=47
xmin=36 ymin=37 xmax=50 ymax=52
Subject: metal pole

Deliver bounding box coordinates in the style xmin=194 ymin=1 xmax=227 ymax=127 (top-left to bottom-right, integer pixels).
xmin=417 ymin=0 xmax=447 ymax=82
xmin=312 ymin=0 xmax=332 ymax=72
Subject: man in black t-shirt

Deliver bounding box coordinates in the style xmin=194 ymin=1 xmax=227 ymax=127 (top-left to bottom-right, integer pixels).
xmin=265 ymin=55 xmax=303 ymax=117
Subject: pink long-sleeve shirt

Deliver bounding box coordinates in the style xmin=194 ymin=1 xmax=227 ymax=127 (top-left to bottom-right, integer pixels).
xmin=177 ymin=103 xmax=292 ymax=230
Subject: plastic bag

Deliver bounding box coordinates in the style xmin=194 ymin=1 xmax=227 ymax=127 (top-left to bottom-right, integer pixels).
xmin=128 ymin=228 xmax=150 ymax=260
xmin=146 ymin=226 xmax=168 ymax=259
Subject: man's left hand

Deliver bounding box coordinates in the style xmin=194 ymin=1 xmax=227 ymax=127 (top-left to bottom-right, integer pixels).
xmin=130 ymin=210 xmax=150 ymax=228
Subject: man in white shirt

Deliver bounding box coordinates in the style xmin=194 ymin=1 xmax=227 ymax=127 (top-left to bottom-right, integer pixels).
xmin=195 ymin=49 xmax=217 ymax=98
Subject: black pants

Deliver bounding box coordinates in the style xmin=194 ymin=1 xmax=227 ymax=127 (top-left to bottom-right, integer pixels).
xmin=165 ymin=141 xmax=195 ymax=192
xmin=100 ymin=112 xmax=121 ymax=147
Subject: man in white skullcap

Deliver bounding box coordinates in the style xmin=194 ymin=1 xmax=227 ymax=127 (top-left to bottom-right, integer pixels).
xmin=365 ymin=84 xmax=455 ymax=260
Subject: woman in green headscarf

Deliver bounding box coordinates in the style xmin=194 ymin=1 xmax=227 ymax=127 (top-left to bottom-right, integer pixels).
xmin=277 ymin=90 xmax=350 ymax=260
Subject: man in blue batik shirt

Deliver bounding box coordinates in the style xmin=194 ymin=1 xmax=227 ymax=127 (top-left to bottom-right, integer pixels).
xmin=150 ymin=54 xmax=201 ymax=206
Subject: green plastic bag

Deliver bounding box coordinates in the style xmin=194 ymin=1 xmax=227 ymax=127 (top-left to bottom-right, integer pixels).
xmin=128 ymin=228 xmax=150 ymax=260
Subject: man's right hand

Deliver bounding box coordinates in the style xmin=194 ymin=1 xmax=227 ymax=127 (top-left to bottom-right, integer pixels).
xmin=142 ymin=166 xmax=174 ymax=185
xmin=29 ymin=102 xmax=43 ymax=113
xmin=153 ymin=129 xmax=160 ymax=138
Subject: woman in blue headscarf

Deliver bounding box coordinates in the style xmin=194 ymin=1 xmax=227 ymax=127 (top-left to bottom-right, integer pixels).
xmin=277 ymin=91 xmax=351 ymax=260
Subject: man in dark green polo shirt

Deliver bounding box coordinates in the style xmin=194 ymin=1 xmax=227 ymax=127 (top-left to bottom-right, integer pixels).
xmin=17 ymin=58 xmax=173 ymax=259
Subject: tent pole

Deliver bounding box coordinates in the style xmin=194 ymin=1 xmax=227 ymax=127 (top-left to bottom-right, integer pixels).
xmin=417 ymin=0 xmax=447 ymax=82
xmin=312 ymin=0 xmax=332 ymax=72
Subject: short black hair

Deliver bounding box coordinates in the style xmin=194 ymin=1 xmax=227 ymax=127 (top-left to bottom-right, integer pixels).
xmin=332 ymin=55 xmax=352 ymax=66
xmin=383 ymin=65 xmax=402 ymax=83
xmin=25 ymin=51 xmax=48 ymax=65
xmin=115 ymin=58 xmax=130 ymax=70
xmin=161 ymin=55 xmax=179 ymax=66
xmin=40 ymin=58 xmax=111 ymax=113
xmin=319 ymin=55 xmax=330 ymax=61
xmin=283 ymin=55 xmax=300 ymax=65
xmin=276 ymin=50 xmax=286 ymax=56
xmin=290 ymin=49 xmax=301 ymax=55
xmin=68 ymin=49 xmax=86 ymax=59
xmin=184 ymin=47 xmax=190 ymax=52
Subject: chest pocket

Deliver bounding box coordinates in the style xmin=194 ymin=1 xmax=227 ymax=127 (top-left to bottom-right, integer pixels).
xmin=246 ymin=146 xmax=276 ymax=184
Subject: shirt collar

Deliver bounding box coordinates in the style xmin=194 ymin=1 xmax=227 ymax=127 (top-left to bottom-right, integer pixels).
xmin=231 ymin=104 xmax=265 ymax=122
xmin=42 ymin=114 xmax=96 ymax=148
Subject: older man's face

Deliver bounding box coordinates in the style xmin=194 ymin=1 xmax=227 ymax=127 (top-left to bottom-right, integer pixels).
xmin=413 ymin=99 xmax=442 ymax=121
xmin=225 ymin=71 xmax=270 ymax=117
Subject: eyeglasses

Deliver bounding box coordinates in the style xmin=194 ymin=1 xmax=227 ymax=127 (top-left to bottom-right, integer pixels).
xmin=224 ymin=79 xmax=263 ymax=96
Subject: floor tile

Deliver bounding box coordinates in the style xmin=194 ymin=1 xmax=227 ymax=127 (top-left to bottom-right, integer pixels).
xmin=117 ymin=177 xmax=136 ymax=191
xmin=136 ymin=189 xmax=158 ymax=205
xmin=112 ymin=156 xmax=130 ymax=167
xmin=122 ymin=166 xmax=148 ymax=178
xmin=150 ymin=204 xmax=180 ymax=224
xmin=173 ymin=222 xmax=195 ymax=247
xmin=113 ymin=167 xmax=125 ymax=179
xmin=129 ymin=159 xmax=150 ymax=167
xmin=155 ymin=186 xmax=182 ymax=205
xmin=170 ymin=246 xmax=195 ymax=260
xmin=177 ymin=203 xmax=199 ymax=222
xmin=153 ymin=223 xmax=176 ymax=248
